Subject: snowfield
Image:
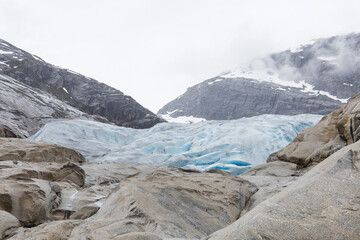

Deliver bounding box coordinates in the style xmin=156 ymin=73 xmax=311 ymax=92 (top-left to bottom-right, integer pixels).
xmin=29 ymin=114 xmax=322 ymax=175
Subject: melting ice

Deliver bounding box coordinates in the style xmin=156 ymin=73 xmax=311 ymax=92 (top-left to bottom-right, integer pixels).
xmin=29 ymin=114 xmax=322 ymax=175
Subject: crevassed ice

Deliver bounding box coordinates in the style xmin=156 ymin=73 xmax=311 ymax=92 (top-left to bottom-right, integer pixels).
xmin=29 ymin=114 xmax=322 ymax=175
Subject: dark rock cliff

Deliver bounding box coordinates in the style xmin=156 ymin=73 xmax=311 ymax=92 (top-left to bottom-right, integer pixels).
xmin=0 ymin=39 xmax=164 ymax=129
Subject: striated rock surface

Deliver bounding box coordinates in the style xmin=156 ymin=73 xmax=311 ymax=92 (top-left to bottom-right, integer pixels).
xmin=268 ymin=93 xmax=360 ymax=166
xmin=0 ymin=127 xmax=19 ymax=138
xmin=206 ymin=142 xmax=360 ymax=240
xmin=239 ymin=161 xmax=307 ymax=216
xmin=0 ymin=211 xmax=20 ymax=239
xmin=87 ymin=167 xmax=257 ymax=239
xmin=0 ymin=160 xmax=87 ymax=227
xmin=0 ymin=177 xmax=59 ymax=227
xmin=0 ymin=39 xmax=164 ymax=130
xmin=0 ymin=138 xmax=84 ymax=163
xmin=0 ymin=74 xmax=102 ymax=137
xmin=8 ymin=165 xmax=257 ymax=240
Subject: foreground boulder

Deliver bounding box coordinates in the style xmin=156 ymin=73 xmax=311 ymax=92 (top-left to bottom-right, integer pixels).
xmin=86 ymin=167 xmax=257 ymax=239
xmin=268 ymin=93 xmax=360 ymax=166
xmin=206 ymin=142 xmax=360 ymax=240
xmin=0 ymin=160 xmax=87 ymax=227
xmin=0 ymin=211 xmax=20 ymax=239
xmin=239 ymin=161 xmax=305 ymax=216
xmin=0 ymin=178 xmax=59 ymax=227
xmin=0 ymin=138 xmax=84 ymax=163
xmin=9 ymin=167 xmax=257 ymax=240
xmin=0 ymin=139 xmax=86 ymax=228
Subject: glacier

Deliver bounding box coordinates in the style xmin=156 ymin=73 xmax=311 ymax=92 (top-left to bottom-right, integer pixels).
xmin=29 ymin=114 xmax=322 ymax=175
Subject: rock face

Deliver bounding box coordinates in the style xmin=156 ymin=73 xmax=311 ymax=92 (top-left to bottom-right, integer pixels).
xmin=0 ymin=73 xmax=104 ymax=138
xmin=268 ymin=93 xmax=360 ymax=167
xmin=0 ymin=139 xmax=86 ymax=227
xmin=159 ymin=78 xmax=343 ymax=120
xmin=206 ymin=143 xmax=360 ymax=240
xmin=0 ymin=211 xmax=20 ymax=239
xmin=89 ymin=167 xmax=256 ymax=239
xmin=0 ymin=39 xmax=164 ymax=131
xmin=0 ymin=127 xmax=19 ymax=138
xmin=159 ymin=33 xmax=360 ymax=120
xmin=7 ymin=164 xmax=257 ymax=240
xmin=0 ymin=138 xmax=84 ymax=163
xmin=0 ymin=177 xmax=60 ymax=227
xmin=0 ymin=139 xmax=86 ymax=228
xmin=239 ymin=161 xmax=305 ymax=216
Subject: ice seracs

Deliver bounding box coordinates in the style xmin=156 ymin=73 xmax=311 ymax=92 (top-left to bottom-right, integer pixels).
xmin=29 ymin=115 xmax=322 ymax=175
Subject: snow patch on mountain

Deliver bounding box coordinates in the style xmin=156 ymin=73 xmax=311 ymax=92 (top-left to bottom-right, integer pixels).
xmin=208 ymin=79 xmax=223 ymax=85
xmin=62 ymin=87 xmax=69 ymax=94
xmin=317 ymin=56 xmax=337 ymax=62
xmin=287 ymin=39 xmax=317 ymax=53
xmin=161 ymin=110 xmax=206 ymax=123
xmin=29 ymin=115 xmax=322 ymax=175
xmin=0 ymin=50 xmax=13 ymax=55
xmin=299 ymin=81 xmax=349 ymax=103
xmin=220 ymin=68 xmax=349 ymax=103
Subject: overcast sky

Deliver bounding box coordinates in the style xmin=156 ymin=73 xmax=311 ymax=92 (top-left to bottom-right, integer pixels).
xmin=1 ymin=0 xmax=360 ymax=112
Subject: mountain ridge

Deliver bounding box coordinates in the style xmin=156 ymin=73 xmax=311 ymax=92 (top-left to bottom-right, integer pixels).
xmin=159 ymin=33 xmax=360 ymax=120
xmin=0 ymin=38 xmax=164 ymax=130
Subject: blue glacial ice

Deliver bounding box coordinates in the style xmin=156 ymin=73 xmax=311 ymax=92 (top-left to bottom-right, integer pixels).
xmin=29 ymin=114 xmax=322 ymax=175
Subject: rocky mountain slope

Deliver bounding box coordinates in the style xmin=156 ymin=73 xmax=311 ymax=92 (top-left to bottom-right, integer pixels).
xmin=159 ymin=33 xmax=360 ymax=120
xmin=0 ymin=39 xmax=163 ymax=130
xmin=0 ymin=74 xmax=105 ymax=137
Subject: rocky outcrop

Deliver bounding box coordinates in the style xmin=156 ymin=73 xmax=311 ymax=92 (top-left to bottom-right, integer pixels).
xmin=268 ymin=93 xmax=360 ymax=166
xmin=0 ymin=211 xmax=20 ymax=239
xmin=239 ymin=161 xmax=306 ymax=216
xmin=0 ymin=74 xmax=102 ymax=137
xmin=0 ymin=177 xmax=59 ymax=227
xmin=0 ymin=138 xmax=84 ymax=163
xmin=206 ymin=142 xmax=360 ymax=240
xmin=88 ymin=167 xmax=256 ymax=239
xmin=159 ymin=33 xmax=360 ymax=120
xmin=7 ymin=164 xmax=257 ymax=240
xmin=0 ymin=138 xmax=86 ymax=228
xmin=0 ymin=39 xmax=164 ymax=130
xmin=0 ymin=159 xmax=87 ymax=227
xmin=0 ymin=127 xmax=19 ymax=138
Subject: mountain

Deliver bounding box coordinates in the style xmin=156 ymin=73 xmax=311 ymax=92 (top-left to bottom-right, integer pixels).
xmin=0 ymin=39 xmax=164 ymax=131
xmin=0 ymin=73 xmax=107 ymax=137
xmin=159 ymin=33 xmax=360 ymax=120
xmin=28 ymin=114 xmax=321 ymax=175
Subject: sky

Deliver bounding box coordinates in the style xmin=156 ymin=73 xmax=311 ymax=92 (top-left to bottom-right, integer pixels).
xmin=0 ymin=0 xmax=360 ymax=113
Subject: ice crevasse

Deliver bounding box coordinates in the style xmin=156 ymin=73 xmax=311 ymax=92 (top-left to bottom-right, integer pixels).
xmin=29 ymin=114 xmax=322 ymax=175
